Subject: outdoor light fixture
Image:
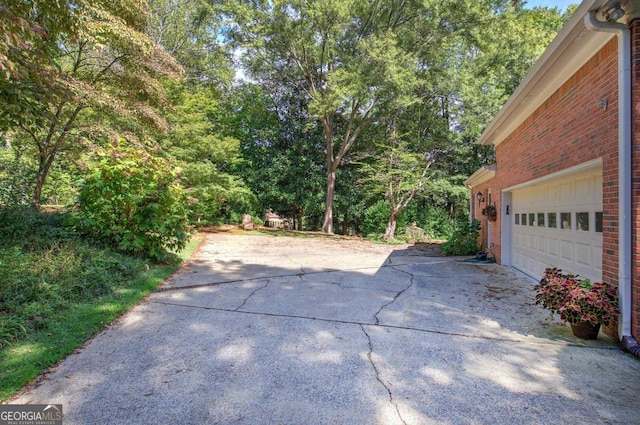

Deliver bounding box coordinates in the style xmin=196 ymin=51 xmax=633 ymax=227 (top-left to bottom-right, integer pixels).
xmin=476 ymin=192 xmax=484 ymax=203
xmin=598 ymin=98 xmax=609 ymax=110
xmin=604 ymin=5 xmax=625 ymax=21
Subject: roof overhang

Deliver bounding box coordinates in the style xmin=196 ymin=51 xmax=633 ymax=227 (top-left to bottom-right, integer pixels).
xmin=478 ymin=0 xmax=640 ymax=147
xmin=464 ymin=164 xmax=496 ymax=187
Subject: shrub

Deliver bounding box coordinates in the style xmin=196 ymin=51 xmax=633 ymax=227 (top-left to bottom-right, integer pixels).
xmin=413 ymin=205 xmax=454 ymax=240
xmin=362 ymin=200 xmax=391 ymax=237
xmin=442 ymin=218 xmax=480 ymax=256
xmin=67 ymin=140 xmax=191 ymax=260
xmin=534 ymin=268 xmax=619 ymax=326
xmin=0 ymin=148 xmax=35 ymax=206
xmin=0 ymin=206 xmax=71 ymax=249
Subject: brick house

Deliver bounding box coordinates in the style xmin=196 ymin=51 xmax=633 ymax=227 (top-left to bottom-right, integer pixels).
xmin=465 ymin=0 xmax=640 ymax=355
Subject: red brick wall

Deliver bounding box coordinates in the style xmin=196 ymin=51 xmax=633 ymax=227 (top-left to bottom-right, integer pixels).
xmin=470 ymin=181 xmax=499 ymax=254
xmin=630 ymin=19 xmax=640 ymax=339
xmin=490 ymin=38 xmax=619 ymax=284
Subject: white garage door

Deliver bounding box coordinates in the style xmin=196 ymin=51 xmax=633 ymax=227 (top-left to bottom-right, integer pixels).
xmin=511 ymin=168 xmax=603 ymax=283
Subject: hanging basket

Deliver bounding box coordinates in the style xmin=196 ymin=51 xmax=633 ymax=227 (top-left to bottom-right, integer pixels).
xmin=570 ymin=321 xmax=601 ymax=340
xmin=481 ymin=204 xmax=497 ymax=221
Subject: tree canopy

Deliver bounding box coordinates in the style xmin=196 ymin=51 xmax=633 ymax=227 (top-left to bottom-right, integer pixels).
xmin=0 ymin=0 xmax=571 ymax=245
xmin=1 ymin=0 xmax=183 ymax=208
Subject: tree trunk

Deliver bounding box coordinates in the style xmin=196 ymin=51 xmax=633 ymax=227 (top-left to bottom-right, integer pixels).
xmin=31 ymin=155 xmax=54 ymax=211
xmin=322 ymin=169 xmax=335 ymax=234
xmin=384 ymin=214 xmax=398 ymax=241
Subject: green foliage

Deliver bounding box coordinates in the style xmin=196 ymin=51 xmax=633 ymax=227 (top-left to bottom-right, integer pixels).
xmin=451 ymin=4 xmax=569 ymax=145
xmin=333 ymin=163 xmax=368 ymax=234
xmin=233 ymin=84 xmax=327 ymax=230
xmin=0 ymin=206 xmax=71 ymax=249
xmin=3 ymin=0 xmax=183 ymax=208
xmin=68 ymin=140 xmax=190 ymax=260
xmin=0 ymin=316 xmax=26 ymax=349
xmin=0 ymin=1 xmax=75 ymax=130
xmin=161 ymin=85 xmax=257 ymax=226
xmin=442 ymin=219 xmax=481 ymax=256
xmin=227 ymin=0 xmax=462 ymax=233
xmin=40 ymin=160 xmax=78 ymax=206
xmin=148 ymin=0 xmax=234 ymax=86
xmin=422 ymin=207 xmax=454 ymax=240
xmin=0 ymin=204 xmax=204 ymax=400
xmin=534 ymin=268 xmax=619 ymax=326
xmin=402 ymin=202 xmax=454 ymax=240
xmin=362 ymin=200 xmax=391 ymax=237
xmin=0 ymin=145 xmax=35 ymax=206
xmin=0 ymin=207 xmax=145 ymax=344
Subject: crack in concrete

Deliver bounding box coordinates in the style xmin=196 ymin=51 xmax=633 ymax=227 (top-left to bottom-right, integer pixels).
xmin=373 ymin=267 xmax=415 ymax=325
xmin=158 ymin=260 xmax=446 ymax=292
xmin=282 ymin=254 xmax=307 ymax=275
xmin=148 ymin=300 xmax=620 ymax=348
xmin=360 ymin=324 xmax=407 ymax=425
xmin=235 ymin=279 xmax=270 ymax=311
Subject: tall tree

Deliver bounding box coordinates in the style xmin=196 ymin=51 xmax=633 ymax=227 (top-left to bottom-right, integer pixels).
xmin=148 ymin=0 xmax=233 ymax=86
xmin=451 ymin=5 xmax=569 ymax=153
xmin=161 ymin=84 xmax=256 ymax=224
xmin=0 ymin=2 xmax=76 ymax=132
xmin=356 ymin=91 xmax=449 ymax=239
xmin=232 ymin=83 xmax=327 ymax=230
xmin=1 ymin=1 xmax=182 ymax=209
xmin=226 ymin=0 xmax=492 ymax=233
xmin=358 ymin=130 xmax=434 ymax=240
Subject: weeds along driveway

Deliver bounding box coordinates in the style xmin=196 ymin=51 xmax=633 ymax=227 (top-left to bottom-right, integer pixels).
xmin=11 ymin=233 xmax=640 ymax=424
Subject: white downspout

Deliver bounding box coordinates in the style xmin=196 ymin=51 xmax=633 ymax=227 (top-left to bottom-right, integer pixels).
xmin=584 ymin=12 xmax=635 ymax=351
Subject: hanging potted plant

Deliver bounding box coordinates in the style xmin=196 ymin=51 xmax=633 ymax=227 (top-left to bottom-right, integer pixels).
xmin=534 ymin=268 xmax=619 ymax=339
xmin=481 ymin=203 xmax=497 ymax=221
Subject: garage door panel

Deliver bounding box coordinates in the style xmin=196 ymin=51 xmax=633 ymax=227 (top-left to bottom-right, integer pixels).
xmin=536 ymin=236 xmax=546 ymax=253
xmin=593 ymin=246 xmax=603 ymax=272
xmin=560 ymin=182 xmax=573 ymax=199
xmin=560 ymin=240 xmax=573 ymax=261
xmin=510 ymin=167 xmax=602 ymax=283
xmin=575 ymin=243 xmax=591 ymax=267
xmin=576 ymin=177 xmax=592 ymax=199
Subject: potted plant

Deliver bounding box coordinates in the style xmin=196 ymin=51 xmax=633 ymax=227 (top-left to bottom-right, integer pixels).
xmin=481 ymin=203 xmax=497 ymax=221
xmin=534 ymin=268 xmax=619 ymax=339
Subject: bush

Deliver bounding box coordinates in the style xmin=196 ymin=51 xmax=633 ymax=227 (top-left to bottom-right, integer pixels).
xmin=362 ymin=200 xmax=391 ymax=237
xmin=0 ymin=207 xmax=148 ymax=346
xmin=0 ymin=206 xmax=72 ymax=249
xmin=534 ymin=268 xmax=619 ymax=326
xmin=67 ymin=140 xmax=191 ymax=260
xmin=403 ymin=204 xmax=454 ymax=240
xmin=442 ymin=218 xmax=481 ymax=256
xmin=0 ymin=148 xmax=35 ymax=206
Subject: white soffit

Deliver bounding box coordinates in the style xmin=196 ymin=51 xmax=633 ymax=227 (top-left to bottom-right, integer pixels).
xmin=464 ymin=164 xmax=496 ymax=187
xmin=478 ymin=0 xmax=615 ymax=147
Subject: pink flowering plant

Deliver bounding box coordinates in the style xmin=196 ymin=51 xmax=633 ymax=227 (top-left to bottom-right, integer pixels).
xmin=534 ymin=268 xmax=619 ymax=326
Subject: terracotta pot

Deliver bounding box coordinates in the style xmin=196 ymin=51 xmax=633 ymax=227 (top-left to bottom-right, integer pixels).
xmin=570 ymin=321 xmax=601 ymax=340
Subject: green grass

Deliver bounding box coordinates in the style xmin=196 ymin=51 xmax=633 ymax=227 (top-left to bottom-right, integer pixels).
xmin=0 ymin=207 xmax=203 ymax=401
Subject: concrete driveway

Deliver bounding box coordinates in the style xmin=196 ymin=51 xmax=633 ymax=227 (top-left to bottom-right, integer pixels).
xmin=10 ymin=232 xmax=640 ymax=424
